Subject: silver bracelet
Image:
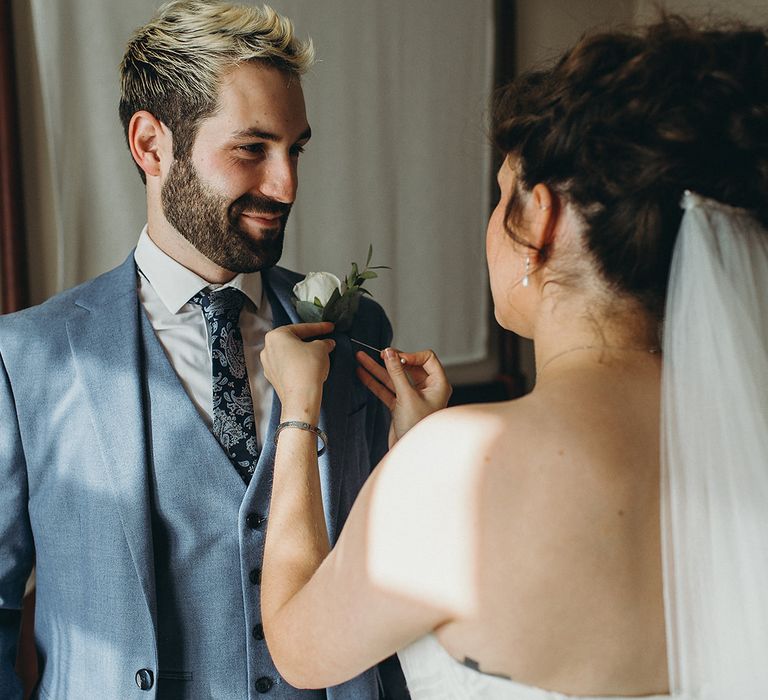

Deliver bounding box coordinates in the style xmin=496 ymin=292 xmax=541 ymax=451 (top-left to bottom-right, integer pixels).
xmin=274 ymin=421 xmax=328 ymax=457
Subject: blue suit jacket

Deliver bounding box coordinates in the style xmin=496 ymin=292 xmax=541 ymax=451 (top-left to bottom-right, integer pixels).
xmin=0 ymin=254 xmax=395 ymax=699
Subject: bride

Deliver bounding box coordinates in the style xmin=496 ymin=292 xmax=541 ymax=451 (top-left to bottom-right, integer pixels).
xmin=258 ymin=17 xmax=768 ymax=699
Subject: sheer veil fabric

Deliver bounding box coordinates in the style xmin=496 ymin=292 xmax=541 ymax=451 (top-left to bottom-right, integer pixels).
xmin=662 ymin=192 xmax=768 ymax=698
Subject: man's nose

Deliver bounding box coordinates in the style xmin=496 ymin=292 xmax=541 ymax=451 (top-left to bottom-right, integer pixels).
xmin=258 ymin=156 xmax=298 ymax=204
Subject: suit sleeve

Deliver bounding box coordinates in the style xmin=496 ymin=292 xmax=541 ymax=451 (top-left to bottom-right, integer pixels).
xmin=366 ymin=305 xmax=393 ymax=470
xmin=0 ymin=352 xmax=34 ymax=700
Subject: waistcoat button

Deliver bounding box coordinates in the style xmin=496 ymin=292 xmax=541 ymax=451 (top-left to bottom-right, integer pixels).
xmin=246 ymin=513 xmax=266 ymax=529
xmin=135 ymin=668 xmax=154 ymax=690
xmin=252 ymin=623 xmax=265 ymax=640
xmin=249 ymin=567 xmax=262 ymax=585
xmin=255 ymin=676 xmax=274 ymax=693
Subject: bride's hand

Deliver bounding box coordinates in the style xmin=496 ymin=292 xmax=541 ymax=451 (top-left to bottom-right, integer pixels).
xmin=261 ymin=322 xmax=336 ymax=421
xmin=356 ymin=347 xmax=452 ymax=446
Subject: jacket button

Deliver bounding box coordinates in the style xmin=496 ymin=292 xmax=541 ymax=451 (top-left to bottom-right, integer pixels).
xmin=135 ymin=668 xmax=154 ymax=690
xmin=255 ymin=676 xmax=273 ymax=693
xmin=246 ymin=513 xmax=266 ymax=529
xmin=249 ymin=567 xmax=261 ymax=585
xmin=252 ymin=623 xmax=264 ymax=640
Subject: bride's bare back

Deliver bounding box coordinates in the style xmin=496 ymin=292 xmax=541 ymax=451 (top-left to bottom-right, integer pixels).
xmin=434 ymin=356 xmax=666 ymax=696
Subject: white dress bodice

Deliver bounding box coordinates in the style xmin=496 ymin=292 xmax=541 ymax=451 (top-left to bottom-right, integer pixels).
xmin=397 ymin=634 xmax=673 ymax=700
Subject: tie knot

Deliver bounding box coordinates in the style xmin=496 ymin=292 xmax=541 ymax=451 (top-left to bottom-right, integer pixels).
xmin=192 ymin=287 xmax=246 ymax=321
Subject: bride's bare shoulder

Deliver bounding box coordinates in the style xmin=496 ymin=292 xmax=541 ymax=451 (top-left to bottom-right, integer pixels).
xmin=428 ymin=395 xmax=553 ymax=447
xmin=379 ymin=388 xmax=628 ymax=497
xmin=379 ymin=396 xmax=545 ymax=484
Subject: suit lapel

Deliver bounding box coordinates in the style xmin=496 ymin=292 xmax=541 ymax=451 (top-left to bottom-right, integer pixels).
xmin=261 ymin=267 xmax=354 ymax=540
xmin=262 ymin=266 xmax=301 ymax=327
xmin=66 ymin=255 xmax=156 ymax=616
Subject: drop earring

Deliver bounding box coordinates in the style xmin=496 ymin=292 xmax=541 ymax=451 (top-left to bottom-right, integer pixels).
xmin=522 ymin=256 xmax=531 ymax=288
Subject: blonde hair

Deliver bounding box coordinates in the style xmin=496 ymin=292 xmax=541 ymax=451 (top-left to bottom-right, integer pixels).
xmin=119 ymin=0 xmax=314 ymax=176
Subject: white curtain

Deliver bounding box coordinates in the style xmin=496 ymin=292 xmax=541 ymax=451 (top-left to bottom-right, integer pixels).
xmin=634 ymin=0 xmax=768 ymax=24
xmin=22 ymin=0 xmax=494 ymax=367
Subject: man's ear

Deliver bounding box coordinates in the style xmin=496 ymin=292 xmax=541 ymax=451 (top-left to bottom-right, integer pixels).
xmin=128 ymin=111 xmax=171 ymax=179
xmin=527 ymin=183 xmax=558 ymax=254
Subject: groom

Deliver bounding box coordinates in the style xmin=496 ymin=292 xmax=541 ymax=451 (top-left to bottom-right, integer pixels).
xmin=0 ymin=1 xmax=405 ymax=698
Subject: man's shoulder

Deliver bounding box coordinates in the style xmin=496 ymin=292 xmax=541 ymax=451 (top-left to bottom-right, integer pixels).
xmin=0 ymin=257 xmax=135 ymax=338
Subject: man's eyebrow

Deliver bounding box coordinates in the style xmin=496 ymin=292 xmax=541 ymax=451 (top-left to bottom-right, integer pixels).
xmin=232 ymin=127 xmax=312 ymax=142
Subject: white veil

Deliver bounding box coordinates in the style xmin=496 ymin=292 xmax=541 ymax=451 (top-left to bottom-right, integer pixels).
xmin=662 ymin=191 xmax=768 ymax=698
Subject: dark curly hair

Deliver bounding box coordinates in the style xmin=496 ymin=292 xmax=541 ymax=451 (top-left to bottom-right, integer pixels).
xmin=494 ymin=17 xmax=768 ymax=318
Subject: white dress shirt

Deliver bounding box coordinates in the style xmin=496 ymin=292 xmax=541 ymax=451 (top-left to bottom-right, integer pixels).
xmin=134 ymin=227 xmax=274 ymax=443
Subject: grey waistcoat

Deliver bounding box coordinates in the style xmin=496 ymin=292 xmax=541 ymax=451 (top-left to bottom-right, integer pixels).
xmin=140 ymin=310 xmax=326 ymax=699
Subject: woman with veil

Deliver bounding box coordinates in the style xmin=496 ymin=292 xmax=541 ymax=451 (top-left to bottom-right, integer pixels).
xmin=256 ymin=16 xmax=768 ymax=699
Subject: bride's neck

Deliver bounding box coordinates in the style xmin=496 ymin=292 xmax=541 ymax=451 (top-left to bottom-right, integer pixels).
xmin=531 ymin=294 xmax=660 ymax=376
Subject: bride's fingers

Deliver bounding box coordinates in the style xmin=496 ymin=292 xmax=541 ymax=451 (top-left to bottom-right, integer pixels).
xmin=358 ymin=348 xmax=435 ymax=389
xmin=398 ymin=349 xmax=445 ymax=375
xmin=403 ymin=365 xmax=428 ymax=386
xmin=357 ymin=348 xmax=434 ymax=394
xmin=381 ymin=348 xmax=417 ymax=396
xmin=399 ymin=350 xmax=447 ymax=388
xmin=355 ymin=366 xmax=396 ymax=410
xmin=356 ymin=351 xmax=396 ymax=394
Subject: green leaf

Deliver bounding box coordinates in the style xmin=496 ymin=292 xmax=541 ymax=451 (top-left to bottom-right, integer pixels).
xmin=366 ymin=244 xmax=373 ymax=268
xmin=322 ymin=305 xmax=337 ymax=322
xmin=295 ymin=300 xmax=324 ymax=323
xmin=358 ymin=270 xmax=378 ymax=280
xmin=333 ymin=291 xmax=362 ymax=332
xmin=368 ymin=265 xmax=390 ymax=270
xmin=326 ymin=286 xmax=342 ymax=307
xmin=321 ymin=287 xmax=343 ymax=321
xmin=313 ymin=296 xmax=324 ymax=307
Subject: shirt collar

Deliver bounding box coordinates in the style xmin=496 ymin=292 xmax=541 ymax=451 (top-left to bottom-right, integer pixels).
xmin=134 ymin=226 xmax=264 ymax=314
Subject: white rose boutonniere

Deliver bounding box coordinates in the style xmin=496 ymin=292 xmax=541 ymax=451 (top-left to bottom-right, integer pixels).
xmin=292 ymin=245 xmax=388 ymax=332
xmin=293 ymin=271 xmax=343 ymax=309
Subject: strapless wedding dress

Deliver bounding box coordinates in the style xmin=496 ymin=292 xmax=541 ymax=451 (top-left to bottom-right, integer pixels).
xmin=397 ymin=634 xmax=673 ymax=700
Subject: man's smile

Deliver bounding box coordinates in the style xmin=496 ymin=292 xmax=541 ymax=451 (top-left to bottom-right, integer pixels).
xmin=239 ymin=210 xmax=283 ymax=229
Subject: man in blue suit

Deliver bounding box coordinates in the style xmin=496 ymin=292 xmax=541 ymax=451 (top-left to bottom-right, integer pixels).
xmin=0 ymin=1 xmax=406 ymax=698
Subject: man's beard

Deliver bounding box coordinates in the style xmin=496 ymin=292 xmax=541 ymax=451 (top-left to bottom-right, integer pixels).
xmin=160 ymin=156 xmax=291 ymax=273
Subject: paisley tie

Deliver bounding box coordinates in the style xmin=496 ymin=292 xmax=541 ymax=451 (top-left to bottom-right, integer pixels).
xmin=192 ymin=287 xmax=259 ymax=484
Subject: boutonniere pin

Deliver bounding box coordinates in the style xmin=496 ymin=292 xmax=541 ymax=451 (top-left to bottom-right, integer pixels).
xmin=292 ymin=245 xmax=389 ymax=333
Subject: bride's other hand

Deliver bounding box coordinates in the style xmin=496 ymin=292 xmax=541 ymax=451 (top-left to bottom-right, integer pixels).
xmin=356 ymin=347 xmax=452 ymax=445
xmin=261 ymin=322 xmax=336 ymax=420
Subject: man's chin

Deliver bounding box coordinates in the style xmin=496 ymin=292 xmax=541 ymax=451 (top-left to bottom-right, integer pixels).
xmin=213 ymin=232 xmax=284 ymax=273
